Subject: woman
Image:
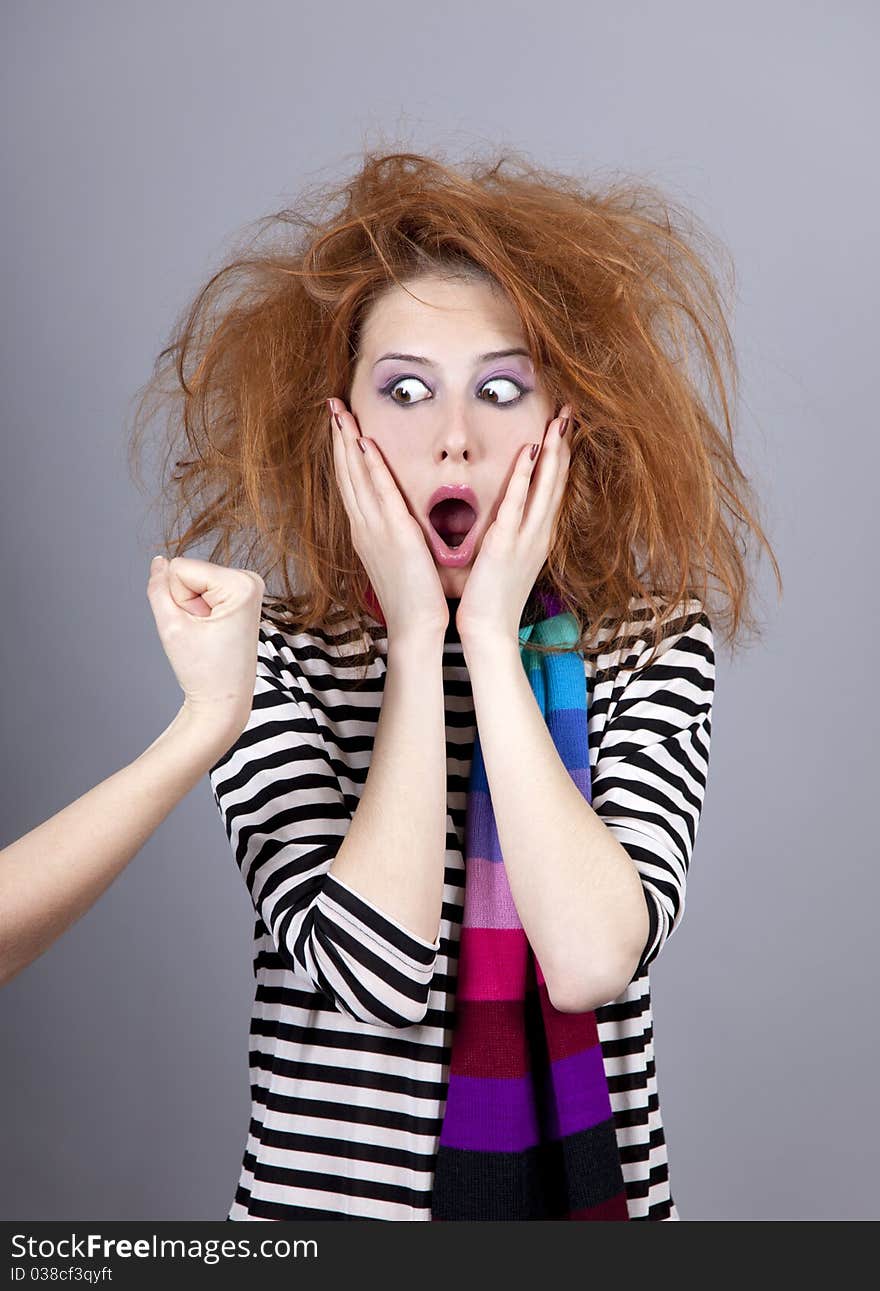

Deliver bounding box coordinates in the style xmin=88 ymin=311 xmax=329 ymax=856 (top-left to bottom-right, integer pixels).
xmin=7 ymin=146 xmax=781 ymax=1221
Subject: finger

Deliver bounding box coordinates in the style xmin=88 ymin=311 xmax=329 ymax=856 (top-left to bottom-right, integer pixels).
xmin=493 ymin=438 xmax=544 ymax=538
xmin=495 ymin=403 xmax=570 ymax=537
xmin=163 ymin=555 xmax=229 ymax=612
xmin=356 ymin=435 xmax=413 ymax=525
xmin=162 ymin=555 xmax=258 ymax=617
xmin=330 ymin=404 xmax=366 ymax=527
xmin=147 ymin=556 xmax=212 ymax=622
xmin=522 ymin=404 xmax=573 ymax=533
xmin=333 ymin=400 xmax=383 ymax=530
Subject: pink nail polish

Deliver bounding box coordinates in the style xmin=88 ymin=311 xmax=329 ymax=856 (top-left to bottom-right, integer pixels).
xmin=357 ymin=438 xmax=367 ymax=454
xmin=559 ymin=416 xmax=569 ymax=437
xmin=529 ymin=442 xmax=539 ymax=460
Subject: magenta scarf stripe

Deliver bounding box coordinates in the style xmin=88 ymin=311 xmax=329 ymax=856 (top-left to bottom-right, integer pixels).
xmin=454 ymin=925 xmax=539 ymax=997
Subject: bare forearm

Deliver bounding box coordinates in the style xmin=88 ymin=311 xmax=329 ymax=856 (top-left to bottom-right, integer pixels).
xmin=0 ymin=707 xmax=240 ymax=987
xmin=328 ymin=629 xmax=447 ymax=945
xmin=462 ymin=633 xmax=650 ymax=1010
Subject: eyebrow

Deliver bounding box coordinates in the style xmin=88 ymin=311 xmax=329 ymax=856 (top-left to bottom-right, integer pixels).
xmin=372 ymin=347 xmax=533 ymax=368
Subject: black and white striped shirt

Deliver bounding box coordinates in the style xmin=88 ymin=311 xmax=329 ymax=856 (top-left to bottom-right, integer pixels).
xmin=209 ymin=594 xmax=715 ymax=1221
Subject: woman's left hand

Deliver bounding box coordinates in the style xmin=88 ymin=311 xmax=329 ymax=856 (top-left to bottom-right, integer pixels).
xmin=457 ymin=403 xmax=573 ymax=646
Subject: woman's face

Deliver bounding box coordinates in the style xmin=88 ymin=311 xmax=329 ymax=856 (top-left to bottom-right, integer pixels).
xmin=348 ymin=274 xmax=557 ymax=598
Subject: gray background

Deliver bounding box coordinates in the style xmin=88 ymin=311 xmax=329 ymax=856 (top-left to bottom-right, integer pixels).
xmin=2 ymin=0 xmax=876 ymax=1221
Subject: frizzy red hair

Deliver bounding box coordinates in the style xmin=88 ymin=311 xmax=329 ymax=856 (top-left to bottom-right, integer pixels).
xmin=128 ymin=146 xmax=782 ymax=675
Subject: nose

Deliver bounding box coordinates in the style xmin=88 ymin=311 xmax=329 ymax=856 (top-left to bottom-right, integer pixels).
xmin=436 ymin=402 xmax=474 ymax=461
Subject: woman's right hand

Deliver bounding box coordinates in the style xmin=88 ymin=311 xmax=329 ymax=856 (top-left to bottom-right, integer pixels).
xmin=328 ymin=397 xmax=449 ymax=642
xmin=146 ymin=555 xmax=265 ymax=737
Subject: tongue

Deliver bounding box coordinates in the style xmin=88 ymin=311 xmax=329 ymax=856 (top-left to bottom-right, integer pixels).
xmin=430 ymin=500 xmax=476 ymax=536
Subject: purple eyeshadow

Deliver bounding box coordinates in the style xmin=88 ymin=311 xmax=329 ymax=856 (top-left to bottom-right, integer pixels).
xmin=483 ymin=367 xmax=531 ymax=385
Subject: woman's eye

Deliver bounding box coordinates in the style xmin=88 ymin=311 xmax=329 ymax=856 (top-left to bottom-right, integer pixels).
xmin=385 ymin=376 xmax=431 ymax=405
xmin=381 ymin=374 xmax=527 ymax=406
xmin=479 ymin=376 xmax=526 ymax=405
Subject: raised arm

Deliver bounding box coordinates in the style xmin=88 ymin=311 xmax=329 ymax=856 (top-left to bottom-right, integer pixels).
xmin=0 ymin=554 xmax=266 ymax=989
xmin=0 ymin=708 xmax=241 ymax=988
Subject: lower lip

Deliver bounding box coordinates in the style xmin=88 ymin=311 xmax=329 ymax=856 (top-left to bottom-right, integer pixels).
xmin=426 ymin=520 xmax=480 ymax=567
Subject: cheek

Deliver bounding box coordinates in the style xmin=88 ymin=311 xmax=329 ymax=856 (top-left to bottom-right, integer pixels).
xmin=379 ymin=431 xmax=425 ymax=481
xmin=367 ymin=435 xmax=422 ymax=509
xmin=488 ymin=444 xmax=524 ymax=502
xmin=361 ymin=411 xmax=403 ymax=453
xmin=371 ymin=432 xmax=411 ymax=479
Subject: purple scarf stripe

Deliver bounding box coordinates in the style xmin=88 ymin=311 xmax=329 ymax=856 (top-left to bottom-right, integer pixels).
xmin=545 ymin=1046 xmax=615 ymax=1138
xmin=438 ymin=1074 xmax=542 ymax=1152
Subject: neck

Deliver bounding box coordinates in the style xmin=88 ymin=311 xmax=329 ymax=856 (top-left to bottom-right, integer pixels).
xmin=445 ymin=594 xmax=461 ymax=642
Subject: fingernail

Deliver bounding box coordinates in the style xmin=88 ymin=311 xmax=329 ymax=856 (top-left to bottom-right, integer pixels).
xmin=529 ymin=442 xmax=540 ymax=460
xmin=357 ymin=438 xmax=367 ymax=454
xmin=326 ymin=397 xmax=336 ymax=414
xmin=334 ymin=412 xmax=344 ymax=430
xmin=151 ymin=555 xmax=165 ymax=567
xmin=559 ymin=416 xmax=569 ymax=437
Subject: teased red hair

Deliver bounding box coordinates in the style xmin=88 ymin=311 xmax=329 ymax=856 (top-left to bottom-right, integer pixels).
xmin=129 ymin=146 xmax=782 ymax=673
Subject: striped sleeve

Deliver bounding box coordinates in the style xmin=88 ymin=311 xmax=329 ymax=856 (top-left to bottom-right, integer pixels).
xmin=591 ymin=601 xmax=715 ymax=980
xmin=208 ymin=624 xmax=440 ymax=1029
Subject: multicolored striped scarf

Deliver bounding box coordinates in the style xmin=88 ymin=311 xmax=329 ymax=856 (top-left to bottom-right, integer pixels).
xmin=363 ymin=583 xmax=629 ymax=1220
xmin=435 ymin=590 xmax=629 ymax=1220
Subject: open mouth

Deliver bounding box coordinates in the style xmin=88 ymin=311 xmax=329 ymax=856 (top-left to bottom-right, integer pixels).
xmin=428 ymin=498 xmax=478 ymax=549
